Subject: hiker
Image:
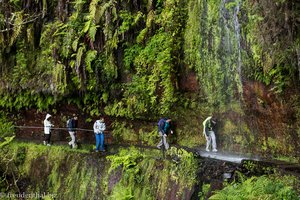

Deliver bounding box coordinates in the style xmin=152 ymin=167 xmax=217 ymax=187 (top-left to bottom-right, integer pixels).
xmin=157 ymin=118 xmax=173 ymax=150
xmin=93 ymin=117 xmax=106 ymax=152
xmin=67 ymin=114 xmax=78 ymax=148
xmin=43 ymin=113 xmax=54 ymax=146
xmin=203 ymin=116 xmax=217 ymax=152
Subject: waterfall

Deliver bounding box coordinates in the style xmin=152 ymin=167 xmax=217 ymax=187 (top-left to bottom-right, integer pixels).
xmin=233 ymin=0 xmax=243 ymax=92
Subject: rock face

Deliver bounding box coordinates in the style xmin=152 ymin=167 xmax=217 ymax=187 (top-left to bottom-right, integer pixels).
xmin=0 ymin=144 xmax=203 ymax=199
xmin=13 ymin=83 xmax=300 ymax=160
xmin=1 ymin=141 xmax=299 ymax=199
xmin=1 ymin=0 xmax=300 ymax=165
xmin=242 ymin=81 xmax=300 ymax=157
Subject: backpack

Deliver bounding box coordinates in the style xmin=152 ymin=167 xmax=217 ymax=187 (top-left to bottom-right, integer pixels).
xmin=67 ymin=118 xmax=73 ymax=131
xmin=158 ymin=118 xmax=166 ymax=128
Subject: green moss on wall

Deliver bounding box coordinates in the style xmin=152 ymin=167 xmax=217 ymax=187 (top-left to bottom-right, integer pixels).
xmin=184 ymin=0 xmax=243 ymax=108
xmin=106 ymin=146 xmax=198 ymax=199
xmin=0 ymin=142 xmax=199 ymax=199
xmin=0 ymin=0 xmax=299 ymax=170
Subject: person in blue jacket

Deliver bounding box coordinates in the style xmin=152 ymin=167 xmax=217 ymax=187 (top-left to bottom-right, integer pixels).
xmin=157 ymin=118 xmax=173 ymax=150
xmin=67 ymin=114 xmax=78 ymax=149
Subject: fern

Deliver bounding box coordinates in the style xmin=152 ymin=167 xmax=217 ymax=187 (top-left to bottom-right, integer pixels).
xmin=9 ymin=11 xmax=24 ymax=46
xmin=76 ymin=44 xmax=86 ymax=70
xmin=85 ymin=50 xmax=97 ymax=73
xmin=52 ymin=62 xmax=67 ymax=94
xmin=72 ymin=0 xmax=87 ymax=20
xmin=99 ymin=2 xmax=112 ymax=23
xmin=210 ymin=175 xmax=299 ymax=200
xmin=83 ymin=19 xmax=91 ymax=34
xmin=72 ymin=38 xmax=79 ymax=52
xmin=88 ymin=24 xmax=98 ymax=42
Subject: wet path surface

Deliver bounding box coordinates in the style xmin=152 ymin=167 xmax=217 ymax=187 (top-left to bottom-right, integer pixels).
xmin=177 ymin=146 xmax=300 ymax=177
xmin=194 ymin=148 xmax=260 ymax=164
xmin=197 ymin=149 xmax=300 ymax=177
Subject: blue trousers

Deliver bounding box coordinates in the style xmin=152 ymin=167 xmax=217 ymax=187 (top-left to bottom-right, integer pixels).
xmin=95 ymin=133 xmax=105 ymax=151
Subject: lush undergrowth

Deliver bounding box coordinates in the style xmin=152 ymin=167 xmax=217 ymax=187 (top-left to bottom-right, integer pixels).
xmin=209 ymin=174 xmax=300 ymax=200
xmin=0 ymin=141 xmax=199 ymax=199
xmin=106 ymin=146 xmax=198 ymax=199
xmin=1 ymin=141 xmax=299 ymax=199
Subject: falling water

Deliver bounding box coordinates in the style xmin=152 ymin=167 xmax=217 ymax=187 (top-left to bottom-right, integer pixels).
xmin=233 ymin=0 xmax=243 ymax=91
xmin=219 ymin=0 xmax=244 ymax=138
xmin=218 ymin=0 xmax=244 ymax=102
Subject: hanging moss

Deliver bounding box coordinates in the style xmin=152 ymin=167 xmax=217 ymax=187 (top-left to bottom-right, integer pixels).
xmin=0 ymin=0 xmax=187 ymax=119
xmin=184 ymin=0 xmax=244 ymax=108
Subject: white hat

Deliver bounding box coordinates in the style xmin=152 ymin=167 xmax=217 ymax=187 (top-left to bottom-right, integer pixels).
xmin=45 ymin=113 xmax=52 ymax=119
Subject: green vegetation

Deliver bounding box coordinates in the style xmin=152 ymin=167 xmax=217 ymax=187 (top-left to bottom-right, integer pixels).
xmin=0 ymin=142 xmax=199 ymax=199
xmin=184 ymin=0 xmax=243 ymax=107
xmin=106 ymin=146 xmax=198 ymax=199
xmin=0 ymin=140 xmax=299 ymax=200
xmin=0 ymin=112 xmax=15 ymax=148
xmin=111 ymin=121 xmax=158 ymax=146
xmin=243 ymin=0 xmax=300 ymax=93
xmin=0 ymin=0 xmax=300 ymax=184
xmin=0 ymin=142 xmax=97 ymax=197
xmin=210 ymin=174 xmax=300 ymax=200
xmin=0 ymin=0 xmax=186 ymax=119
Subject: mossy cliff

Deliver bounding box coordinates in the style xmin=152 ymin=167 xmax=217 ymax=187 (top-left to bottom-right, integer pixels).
xmin=0 ymin=142 xmax=199 ymax=199
xmin=1 ymin=142 xmax=299 ymax=199
xmin=1 ymin=0 xmax=300 ymax=163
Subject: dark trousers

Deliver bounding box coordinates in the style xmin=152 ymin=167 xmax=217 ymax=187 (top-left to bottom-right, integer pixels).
xmin=44 ymin=133 xmax=51 ymax=144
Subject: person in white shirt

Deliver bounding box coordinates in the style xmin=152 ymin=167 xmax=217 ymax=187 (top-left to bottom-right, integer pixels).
xmin=93 ymin=118 xmax=106 ymax=152
xmin=44 ymin=113 xmax=54 ymax=146
xmin=203 ymin=116 xmax=217 ymax=152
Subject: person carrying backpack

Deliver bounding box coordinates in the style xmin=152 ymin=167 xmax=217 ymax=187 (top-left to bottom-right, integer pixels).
xmin=203 ymin=116 xmax=217 ymax=152
xmin=67 ymin=114 xmax=78 ymax=149
xmin=93 ymin=117 xmax=106 ymax=152
xmin=157 ymin=118 xmax=173 ymax=150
